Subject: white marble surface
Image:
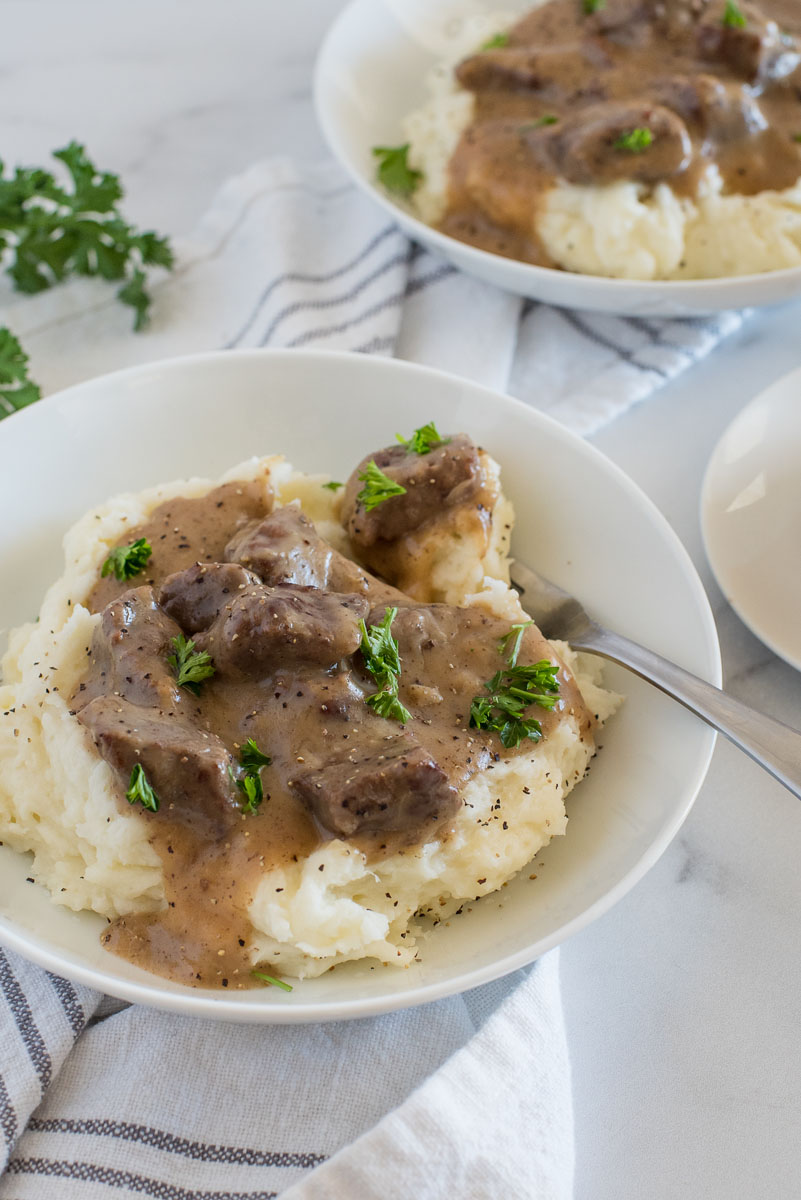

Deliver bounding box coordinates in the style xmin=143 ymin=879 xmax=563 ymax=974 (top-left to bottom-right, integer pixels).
xmin=3 ymin=1 xmax=801 ymax=1196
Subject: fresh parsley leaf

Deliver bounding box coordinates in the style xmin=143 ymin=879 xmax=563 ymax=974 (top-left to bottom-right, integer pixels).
xmin=251 ymin=970 xmax=293 ymax=992
xmin=355 ymin=460 xmax=407 ymax=512
xmin=168 ymin=633 xmax=215 ymax=694
xmin=481 ymin=31 xmax=510 ymax=49
xmin=360 ymin=607 xmax=411 ymax=724
xmin=498 ymin=621 xmax=534 ymax=669
xmin=582 ymin=0 xmax=605 ymax=11
xmin=322 ymin=480 xmax=344 ymax=491
xmin=0 ymin=327 xmax=41 ymax=421
xmin=396 ymin=421 xmax=450 ymax=455
xmin=614 ymin=127 xmax=654 ymax=153
xmin=240 ymin=738 xmax=271 ymax=773
xmin=372 ymin=144 xmax=423 ymax=197
xmin=234 ymin=771 xmax=263 ymax=815
xmin=520 ymin=115 xmax=559 ymax=131
xmin=794 ymin=133 xmax=801 ymax=143
xmin=100 ymin=536 xmax=152 ymax=581
xmin=0 ymin=141 xmax=173 ymax=329
xmin=125 ymin=763 xmax=159 ymax=812
xmin=722 ymin=0 xmax=746 ymax=27
xmin=470 ymin=659 xmax=560 ymax=749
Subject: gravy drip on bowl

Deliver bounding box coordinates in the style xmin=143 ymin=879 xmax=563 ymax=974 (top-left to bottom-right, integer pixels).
xmin=442 ymin=0 xmax=801 ymax=263
xmin=70 ymin=439 xmax=592 ymax=988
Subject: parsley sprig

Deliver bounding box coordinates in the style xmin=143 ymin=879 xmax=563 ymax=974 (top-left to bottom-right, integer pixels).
xmin=582 ymin=0 xmax=605 ymax=12
xmin=0 ymin=327 xmax=41 ymax=421
xmin=125 ymin=763 xmax=159 ymax=812
xmin=481 ymin=31 xmax=510 ymax=49
xmin=231 ymin=738 xmax=272 ymax=814
xmin=356 ymin=460 xmax=407 ymax=512
xmin=396 ymin=421 xmax=450 ymax=455
xmin=101 ymin=536 xmax=152 ymax=582
xmin=359 ymin=607 xmax=410 ymax=724
xmin=252 ymin=970 xmax=293 ymax=992
xmin=470 ymin=659 xmax=560 ymax=749
xmin=372 ymin=145 xmax=423 ymax=197
xmin=498 ymin=621 xmax=534 ymax=669
xmin=0 ymin=141 xmax=173 ymax=329
xmin=614 ymin=128 xmax=654 ymax=153
xmin=322 ymin=480 xmax=343 ymax=491
xmin=168 ymin=634 xmax=215 ymax=694
xmin=722 ymin=0 xmax=746 ymax=27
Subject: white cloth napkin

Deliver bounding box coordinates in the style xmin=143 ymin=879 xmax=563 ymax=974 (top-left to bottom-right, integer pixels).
xmin=0 ymin=156 xmax=744 ymax=1199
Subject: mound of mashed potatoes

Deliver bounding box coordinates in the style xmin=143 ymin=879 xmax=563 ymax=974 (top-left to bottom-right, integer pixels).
xmin=0 ymin=440 xmax=619 ymax=985
xmin=401 ymin=3 xmax=801 ymax=281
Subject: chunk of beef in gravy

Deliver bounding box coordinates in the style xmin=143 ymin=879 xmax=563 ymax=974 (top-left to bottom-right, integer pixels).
xmin=342 ymin=433 xmax=482 ymax=550
xmin=75 ymin=587 xmax=183 ymax=714
xmin=290 ymin=730 xmax=459 ymax=839
xmin=158 ymin=562 xmax=258 ymax=634
xmin=225 ymin=504 xmax=374 ymax=595
xmin=550 ymin=103 xmax=692 ymax=185
xmin=439 ymin=0 xmax=801 ymax=264
xmin=77 ymin=695 xmax=237 ymax=835
xmin=194 ymin=582 xmax=368 ymax=675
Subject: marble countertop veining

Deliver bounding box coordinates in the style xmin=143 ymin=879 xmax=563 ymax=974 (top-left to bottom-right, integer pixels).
xmin=3 ymin=2 xmax=801 ymax=1196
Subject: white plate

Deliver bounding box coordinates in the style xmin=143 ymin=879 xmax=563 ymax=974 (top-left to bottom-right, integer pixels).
xmin=314 ymin=0 xmax=801 ymax=317
xmin=702 ymin=366 xmax=801 ymax=670
xmin=0 ymin=349 xmax=719 ymax=1022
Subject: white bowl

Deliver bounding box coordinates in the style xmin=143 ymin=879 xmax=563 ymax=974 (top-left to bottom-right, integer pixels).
xmin=702 ymin=365 xmax=801 ymax=671
xmin=0 ymin=349 xmax=719 ymax=1022
xmin=314 ymin=0 xmax=801 ymax=317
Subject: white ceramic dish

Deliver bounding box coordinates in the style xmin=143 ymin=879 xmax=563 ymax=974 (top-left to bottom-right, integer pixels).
xmin=314 ymin=0 xmax=801 ymax=317
xmin=702 ymin=365 xmax=801 ymax=670
xmin=0 ymin=349 xmax=719 ymax=1022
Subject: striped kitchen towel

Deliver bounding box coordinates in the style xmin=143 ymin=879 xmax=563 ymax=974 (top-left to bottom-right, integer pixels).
xmin=0 ymin=154 xmax=741 ymax=1200
xmin=3 ymin=156 xmax=744 ymax=436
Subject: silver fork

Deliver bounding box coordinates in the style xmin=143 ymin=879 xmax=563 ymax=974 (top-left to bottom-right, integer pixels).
xmin=511 ymin=559 xmax=801 ymax=802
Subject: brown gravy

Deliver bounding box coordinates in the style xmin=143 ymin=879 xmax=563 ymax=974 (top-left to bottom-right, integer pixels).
xmin=72 ymin=446 xmax=592 ymax=988
xmin=441 ymin=0 xmax=801 ymax=265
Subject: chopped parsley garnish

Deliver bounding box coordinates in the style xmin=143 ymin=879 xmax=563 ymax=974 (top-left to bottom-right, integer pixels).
xmin=230 ymin=740 xmax=271 ymax=813
xmin=794 ymin=133 xmax=801 ymax=143
xmin=582 ymin=0 xmax=605 ymax=12
xmin=100 ymin=536 xmax=152 ymax=581
xmin=0 ymin=140 xmax=173 ymax=330
xmin=520 ymin=115 xmax=559 ymax=131
xmin=168 ymin=633 xmax=215 ymax=694
xmin=359 ymin=606 xmax=411 ymax=724
xmin=372 ymin=144 xmax=423 ymax=197
xmin=125 ymin=763 xmax=159 ymax=812
xmin=240 ymin=738 xmax=271 ymax=773
xmin=722 ymin=0 xmax=746 ymax=28
xmin=481 ymin=32 xmax=510 ymax=49
xmin=355 ymin=460 xmax=407 ymax=511
xmin=614 ymin=127 xmax=654 ymax=153
xmin=396 ymin=421 xmax=450 ymax=455
xmin=252 ymin=970 xmax=293 ymax=992
xmin=498 ymin=620 xmax=534 ymax=669
xmin=322 ymin=480 xmax=344 ymax=491
xmin=0 ymin=327 xmax=41 ymax=421
xmin=470 ymin=659 xmax=560 ymax=749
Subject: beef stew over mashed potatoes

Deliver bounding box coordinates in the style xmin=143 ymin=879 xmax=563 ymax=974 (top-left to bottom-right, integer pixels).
xmin=0 ymin=426 xmax=619 ymax=990
xmin=397 ymin=0 xmax=801 ymax=280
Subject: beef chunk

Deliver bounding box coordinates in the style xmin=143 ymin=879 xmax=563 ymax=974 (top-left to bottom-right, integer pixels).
xmin=78 ymin=695 xmax=237 ymax=829
xmin=697 ymin=4 xmax=799 ymax=84
xmin=650 ymin=74 xmax=767 ymax=141
xmin=158 ymin=562 xmax=258 ymax=634
xmin=456 ymin=45 xmax=611 ymax=103
xmin=225 ymin=505 xmax=372 ymax=595
xmin=198 ymin=584 xmax=369 ymax=676
xmin=342 ymin=433 xmax=482 ymax=550
xmin=290 ymin=731 xmax=460 ymax=837
xmin=79 ymin=587 xmax=183 ymax=713
xmin=549 ymin=102 xmax=692 ymax=185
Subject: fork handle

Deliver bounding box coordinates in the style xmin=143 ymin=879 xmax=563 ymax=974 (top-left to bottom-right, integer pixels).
xmin=577 ymin=624 xmax=801 ymax=801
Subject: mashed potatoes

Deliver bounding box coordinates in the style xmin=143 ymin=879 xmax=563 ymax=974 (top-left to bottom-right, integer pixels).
xmin=0 ymin=453 xmax=619 ymax=981
xmin=402 ymin=9 xmax=801 ymax=281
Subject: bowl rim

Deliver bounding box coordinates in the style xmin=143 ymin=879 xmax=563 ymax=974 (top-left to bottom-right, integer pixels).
xmin=0 ymin=347 xmax=720 ymax=1022
xmin=313 ymin=0 xmax=801 ymax=301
